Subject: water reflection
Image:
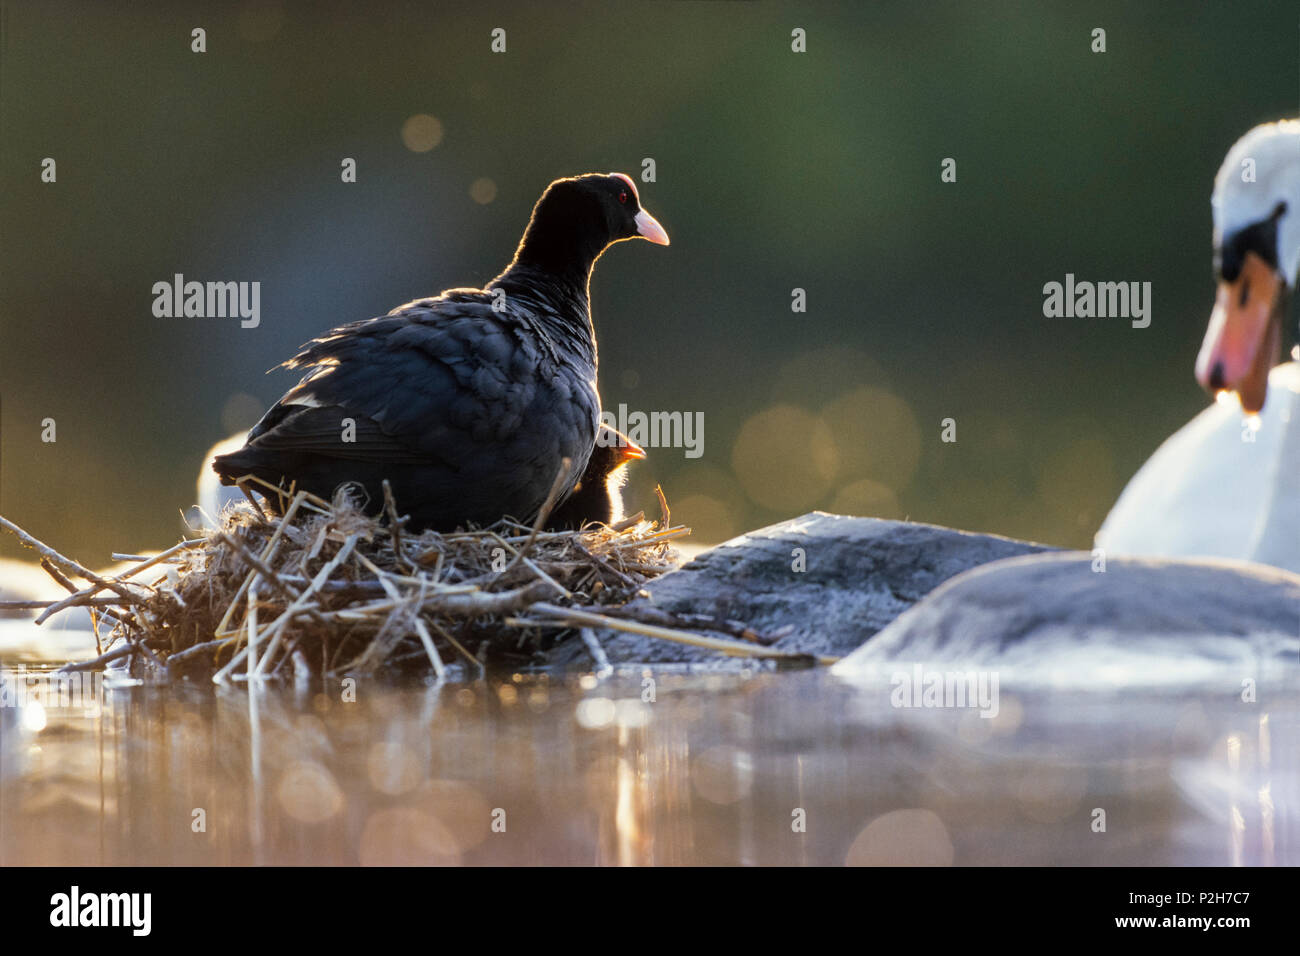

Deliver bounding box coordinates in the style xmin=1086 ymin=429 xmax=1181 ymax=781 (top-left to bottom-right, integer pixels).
xmin=0 ymin=667 xmax=1295 ymax=865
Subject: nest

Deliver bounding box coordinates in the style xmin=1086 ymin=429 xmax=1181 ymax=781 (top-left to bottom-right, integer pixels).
xmin=1 ymin=480 xmax=802 ymax=682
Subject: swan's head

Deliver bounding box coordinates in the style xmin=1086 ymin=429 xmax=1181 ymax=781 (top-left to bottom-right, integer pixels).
xmin=1195 ymin=119 xmax=1300 ymax=413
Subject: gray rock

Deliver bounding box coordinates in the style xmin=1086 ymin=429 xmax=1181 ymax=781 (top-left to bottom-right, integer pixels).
xmin=555 ymin=512 xmax=1054 ymax=665
xmin=836 ymin=552 xmax=1300 ymax=685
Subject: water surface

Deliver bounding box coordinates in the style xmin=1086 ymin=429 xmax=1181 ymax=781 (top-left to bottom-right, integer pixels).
xmin=0 ymin=662 xmax=1290 ymax=866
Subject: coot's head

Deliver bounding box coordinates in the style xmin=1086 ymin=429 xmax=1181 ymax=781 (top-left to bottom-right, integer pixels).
xmin=514 ymin=173 xmax=669 ymax=276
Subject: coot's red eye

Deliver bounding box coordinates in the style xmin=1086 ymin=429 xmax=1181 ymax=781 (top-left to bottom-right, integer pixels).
xmin=619 ymin=191 xmax=628 ymax=204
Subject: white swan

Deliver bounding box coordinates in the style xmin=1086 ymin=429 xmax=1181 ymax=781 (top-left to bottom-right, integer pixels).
xmin=1195 ymin=119 xmax=1300 ymax=412
xmin=1099 ymin=120 xmax=1300 ymax=571
xmin=192 ymin=432 xmax=249 ymax=530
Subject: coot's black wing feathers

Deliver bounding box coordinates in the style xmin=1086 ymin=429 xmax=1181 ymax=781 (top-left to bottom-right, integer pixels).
xmin=220 ymin=288 xmax=601 ymax=527
xmin=271 ymin=293 xmax=544 ymax=462
xmin=240 ymin=405 xmax=436 ymax=464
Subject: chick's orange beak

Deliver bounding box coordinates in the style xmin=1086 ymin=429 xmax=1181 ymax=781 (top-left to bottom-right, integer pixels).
xmin=1195 ymin=250 xmax=1283 ymax=413
xmin=617 ymin=437 xmax=646 ymax=463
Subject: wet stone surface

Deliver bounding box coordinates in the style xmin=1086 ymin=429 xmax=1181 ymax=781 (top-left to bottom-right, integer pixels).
xmin=551 ymin=512 xmax=1055 ymax=665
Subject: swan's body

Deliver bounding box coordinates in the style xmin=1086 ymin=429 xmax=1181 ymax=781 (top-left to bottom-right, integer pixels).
xmin=1097 ymin=362 xmax=1300 ymax=572
xmin=1196 ymin=120 xmax=1300 ymax=412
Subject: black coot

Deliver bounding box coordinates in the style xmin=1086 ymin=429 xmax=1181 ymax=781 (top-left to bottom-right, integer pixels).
xmin=212 ymin=173 xmax=668 ymax=530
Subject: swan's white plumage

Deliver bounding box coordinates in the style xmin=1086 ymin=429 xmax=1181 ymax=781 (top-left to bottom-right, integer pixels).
xmin=193 ymin=432 xmax=250 ymax=530
xmin=1096 ymin=362 xmax=1300 ymax=573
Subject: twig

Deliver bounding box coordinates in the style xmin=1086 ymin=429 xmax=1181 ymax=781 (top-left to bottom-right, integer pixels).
xmin=112 ymin=539 xmax=205 ymax=579
xmin=55 ymin=643 xmax=133 ymax=673
xmin=167 ymin=636 xmax=238 ymax=668
xmin=0 ymin=598 xmax=135 ymax=610
xmin=610 ymin=511 xmax=645 ymax=532
xmin=520 ymin=556 xmax=570 ymax=598
xmin=217 ymin=531 xmax=305 ymax=605
xmin=246 ymin=581 xmax=260 ymax=680
xmin=579 ymin=627 xmax=612 ymax=677
xmin=236 ymin=481 xmax=271 ymax=523
xmin=598 ymin=605 xmax=783 ymax=646
xmin=40 ymin=558 xmax=78 ymax=594
xmin=412 ymin=615 xmax=447 ymax=680
xmin=430 ymin=620 xmax=482 ymax=676
xmin=527 ymin=602 xmax=835 ymax=663
xmin=0 ymin=515 xmax=140 ymax=608
xmin=381 ymin=479 xmax=413 ymax=571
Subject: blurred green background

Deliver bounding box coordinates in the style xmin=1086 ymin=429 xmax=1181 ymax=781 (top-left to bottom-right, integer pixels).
xmin=2 ymin=0 xmax=1297 ymax=563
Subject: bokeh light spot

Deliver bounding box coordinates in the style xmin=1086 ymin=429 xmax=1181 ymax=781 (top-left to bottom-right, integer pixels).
xmin=846 ymin=808 xmax=954 ymax=866
xmin=401 ymin=114 xmax=443 ymax=153
xmin=276 ymin=760 xmax=344 ymax=823
xmin=773 ymin=347 xmax=889 ymax=407
xmin=820 ymin=386 xmax=921 ymax=490
xmin=366 ymin=741 xmax=421 ymax=796
xmin=358 ymin=807 xmax=459 ymax=865
xmin=691 ymin=745 xmax=753 ymax=805
xmin=576 ymin=697 xmax=616 ymax=729
xmin=731 ymin=405 xmax=837 ymax=512
xmin=469 ymin=177 xmax=498 ymax=204
xmin=673 ymin=493 xmax=739 ymax=544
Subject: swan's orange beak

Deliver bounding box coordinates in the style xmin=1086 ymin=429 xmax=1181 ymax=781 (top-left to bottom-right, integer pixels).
xmin=1195 ymin=250 xmax=1284 ymax=413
